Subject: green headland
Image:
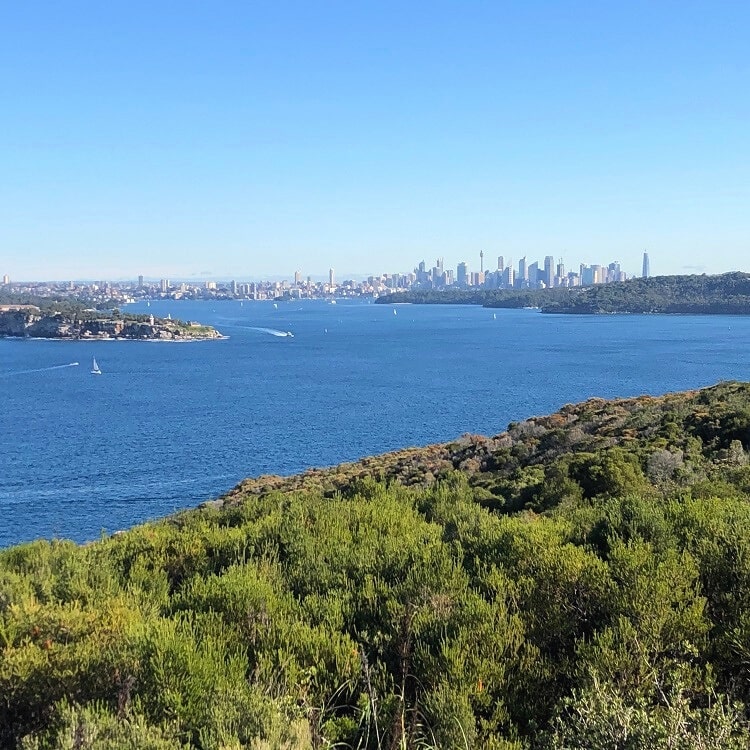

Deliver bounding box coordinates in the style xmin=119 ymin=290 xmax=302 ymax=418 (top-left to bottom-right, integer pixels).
xmin=3 ymin=382 xmax=750 ymax=748
xmin=378 ymin=271 xmax=750 ymax=315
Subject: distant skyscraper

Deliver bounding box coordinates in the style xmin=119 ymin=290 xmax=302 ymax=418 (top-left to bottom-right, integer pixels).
xmin=518 ymin=257 xmax=528 ymax=284
xmin=544 ymin=255 xmax=555 ymax=288
xmin=160 ymin=278 xmax=169 ymax=293
xmin=2 ymin=274 xmax=9 ymax=285
xmin=457 ymin=262 xmax=468 ymax=287
xmin=497 ymin=256 xmax=504 ymax=272
xmin=329 ymin=268 xmax=335 ymax=286
xmin=528 ymin=261 xmax=539 ymax=286
xmin=480 ymin=250 xmax=484 ymax=273
xmin=642 ymin=251 xmax=650 ymax=278
xmin=137 ymin=274 xmax=144 ymax=288
xmin=294 ymin=270 xmax=301 ymax=285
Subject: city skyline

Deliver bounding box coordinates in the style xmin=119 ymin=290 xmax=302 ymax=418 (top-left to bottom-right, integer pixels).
xmin=0 ymin=251 xmax=653 ymax=285
xmin=2 ymin=3 xmax=749 ymax=280
xmin=4 ymin=249 xmax=646 ymax=287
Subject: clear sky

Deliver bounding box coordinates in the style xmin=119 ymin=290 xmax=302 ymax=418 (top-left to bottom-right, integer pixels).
xmin=1 ymin=1 xmax=748 ymax=281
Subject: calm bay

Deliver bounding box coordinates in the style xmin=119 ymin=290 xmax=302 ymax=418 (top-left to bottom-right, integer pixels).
xmin=1 ymin=299 xmax=748 ymax=547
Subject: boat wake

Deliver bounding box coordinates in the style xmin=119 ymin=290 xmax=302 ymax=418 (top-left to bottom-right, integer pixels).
xmin=0 ymin=362 xmax=80 ymax=377
xmin=247 ymin=327 xmax=294 ymax=338
xmin=209 ymin=322 xmax=294 ymax=337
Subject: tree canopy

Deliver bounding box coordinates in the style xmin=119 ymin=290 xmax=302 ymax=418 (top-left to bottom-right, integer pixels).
xmin=3 ymin=382 xmax=750 ymax=748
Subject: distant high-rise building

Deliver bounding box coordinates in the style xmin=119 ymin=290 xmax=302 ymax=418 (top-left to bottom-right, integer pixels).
xmin=544 ymin=255 xmax=555 ymax=288
xmin=642 ymin=251 xmax=650 ymax=278
xmin=294 ymin=270 xmax=301 ymax=285
xmin=497 ymin=256 xmax=504 ymax=272
xmin=518 ymin=257 xmax=528 ymax=285
xmin=457 ymin=262 xmax=468 ymax=287
xmin=528 ymin=261 xmax=539 ymax=286
xmin=137 ymin=275 xmax=144 ymax=288
xmin=480 ymin=250 xmax=484 ymax=273
xmin=2 ymin=274 xmax=9 ymax=285
xmin=231 ymin=280 xmax=238 ymax=295
xmin=329 ymin=268 xmax=335 ymax=286
xmin=160 ymin=278 xmax=169 ymax=293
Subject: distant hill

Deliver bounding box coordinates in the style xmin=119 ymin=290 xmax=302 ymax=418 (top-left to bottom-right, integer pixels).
xmin=3 ymin=382 xmax=750 ymax=748
xmin=378 ymin=272 xmax=750 ymax=315
xmin=541 ymin=272 xmax=750 ymax=314
xmin=377 ymin=285 xmax=570 ymax=308
xmin=0 ymin=309 xmax=223 ymax=340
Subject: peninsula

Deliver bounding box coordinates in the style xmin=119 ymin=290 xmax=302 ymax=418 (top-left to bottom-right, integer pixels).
xmin=0 ymin=306 xmax=224 ymax=340
xmin=2 ymin=381 xmax=750 ymax=747
xmin=378 ymin=271 xmax=750 ymax=315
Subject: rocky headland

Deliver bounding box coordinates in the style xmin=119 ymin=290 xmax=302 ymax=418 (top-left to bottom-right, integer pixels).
xmin=0 ymin=307 xmax=224 ymax=340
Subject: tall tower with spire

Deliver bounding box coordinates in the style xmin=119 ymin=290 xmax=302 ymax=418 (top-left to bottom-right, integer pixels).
xmin=480 ymin=250 xmax=484 ymax=274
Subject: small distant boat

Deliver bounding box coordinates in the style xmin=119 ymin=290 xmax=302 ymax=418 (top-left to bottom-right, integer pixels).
xmin=493 ymin=313 xmax=497 ymax=319
xmin=393 ymin=309 xmax=397 ymax=316
xmin=273 ymin=303 xmax=278 ymax=309
xmin=166 ymin=313 xmax=172 ymax=320
xmin=91 ymin=357 xmax=102 ymax=375
xmin=330 ymin=299 xmax=337 ymax=305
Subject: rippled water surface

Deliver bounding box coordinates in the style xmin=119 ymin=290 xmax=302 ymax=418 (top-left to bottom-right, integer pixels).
xmin=2 ymin=299 xmax=749 ymax=546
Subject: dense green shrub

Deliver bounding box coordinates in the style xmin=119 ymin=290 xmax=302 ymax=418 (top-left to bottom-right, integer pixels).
xmin=3 ymin=383 xmax=750 ymax=747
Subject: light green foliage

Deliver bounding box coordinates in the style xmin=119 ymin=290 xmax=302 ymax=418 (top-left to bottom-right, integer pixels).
xmin=3 ymin=383 xmax=750 ymax=747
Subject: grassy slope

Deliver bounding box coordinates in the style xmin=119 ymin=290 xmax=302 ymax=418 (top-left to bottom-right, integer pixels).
xmin=3 ymin=383 xmax=750 ymax=748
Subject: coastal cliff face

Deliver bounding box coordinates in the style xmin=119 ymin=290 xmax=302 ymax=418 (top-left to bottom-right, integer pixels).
xmin=0 ymin=311 xmax=223 ymax=339
xmin=0 ymin=310 xmax=32 ymax=337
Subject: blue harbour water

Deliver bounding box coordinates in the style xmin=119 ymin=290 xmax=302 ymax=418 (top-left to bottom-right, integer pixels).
xmin=1 ymin=299 xmax=749 ymax=547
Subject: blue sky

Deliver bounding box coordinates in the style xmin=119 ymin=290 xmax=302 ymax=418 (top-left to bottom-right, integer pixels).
xmin=1 ymin=1 xmax=748 ymax=281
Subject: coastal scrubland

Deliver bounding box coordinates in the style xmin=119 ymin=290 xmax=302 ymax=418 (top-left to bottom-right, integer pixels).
xmin=3 ymin=382 xmax=750 ymax=748
xmin=379 ymin=271 xmax=750 ymax=315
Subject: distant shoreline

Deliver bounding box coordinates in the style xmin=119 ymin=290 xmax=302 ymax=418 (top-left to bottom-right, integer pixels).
xmin=0 ymin=334 xmax=229 ymax=342
xmin=377 ymin=272 xmax=750 ymax=315
xmin=0 ymin=309 xmax=225 ymax=341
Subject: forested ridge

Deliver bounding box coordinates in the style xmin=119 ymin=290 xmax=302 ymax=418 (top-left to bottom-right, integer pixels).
xmin=542 ymin=272 xmax=750 ymax=314
xmin=378 ymin=272 xmax=750 ymax=315
xmin=4 ymin=382 xmax=750 ymax=748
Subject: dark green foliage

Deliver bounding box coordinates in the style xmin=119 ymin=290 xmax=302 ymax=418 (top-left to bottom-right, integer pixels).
xmin=3 ymin=383 xmax=750 ymax=747
xmin=378 ymin=271 xmax=750 ymax=316
xmin=541 ymin=272 xmax=750 ymax=315
xmin=376 ymin=286 xmax=572 ymax=309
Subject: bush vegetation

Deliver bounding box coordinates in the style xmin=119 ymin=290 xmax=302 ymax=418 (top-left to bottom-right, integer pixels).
xmin=3 ymin=382 xmax=750 ymax=747
xmin=378 ymin=272 xmax=750 ymax=315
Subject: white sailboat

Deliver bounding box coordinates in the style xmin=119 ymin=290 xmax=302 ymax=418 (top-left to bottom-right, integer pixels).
xmin=91 ymin=357 xmax=102 ymax=375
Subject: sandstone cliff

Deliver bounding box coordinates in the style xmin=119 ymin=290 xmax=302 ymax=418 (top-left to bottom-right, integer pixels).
xmin=0 ymin=311 xmax=223 ymax=340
